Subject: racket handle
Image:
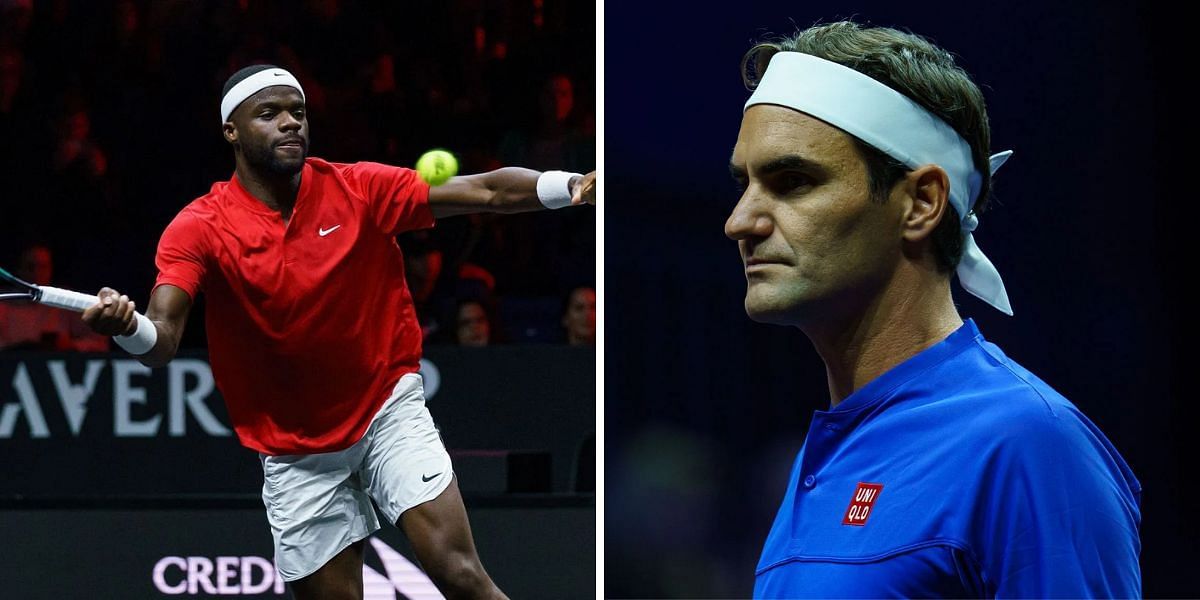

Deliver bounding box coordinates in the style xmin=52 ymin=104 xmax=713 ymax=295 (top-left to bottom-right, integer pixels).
xmin=38 ymin=286 xmax=100 ymax=312
xmin=40 ymin=286 xmax=158 ymax=354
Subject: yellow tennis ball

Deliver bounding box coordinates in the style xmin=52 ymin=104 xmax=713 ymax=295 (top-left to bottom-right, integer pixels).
xmin=416 ymin=149 xmax=458 ymax=186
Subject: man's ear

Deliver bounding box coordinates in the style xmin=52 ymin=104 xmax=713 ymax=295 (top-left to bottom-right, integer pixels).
xmin=223 ymin=122 xmax=237 ymax=145
xmin=898 ymin=164 xmax=951 ymax=244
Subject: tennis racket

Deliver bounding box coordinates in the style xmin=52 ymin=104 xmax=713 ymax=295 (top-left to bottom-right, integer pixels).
xmin=0 ymin=265 xmax=154 ymax=334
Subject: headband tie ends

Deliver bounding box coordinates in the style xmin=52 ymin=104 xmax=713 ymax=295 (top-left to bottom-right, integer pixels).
xmin=958 ymin=233 xmax=1013 ymax=316
xmin=746 ymin=52 xmax=1015 ymax=316
xmin=220 ymin=68 xmax=305 ymax=123
xmin=989 ymin=150 xmax=1013 ymax=173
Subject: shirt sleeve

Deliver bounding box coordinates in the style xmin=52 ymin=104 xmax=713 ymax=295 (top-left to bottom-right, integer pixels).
xmin=975 ymin=405 xmax=1142 ymax=598
xmin=345 ymin=161 xmax=434 ymax=235
xmin=153 ymin=210 xmax=210 ymax=300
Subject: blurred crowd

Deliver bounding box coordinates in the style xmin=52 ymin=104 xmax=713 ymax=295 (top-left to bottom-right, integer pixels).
xmin=0 ymin=0 xmax=595 ymax=350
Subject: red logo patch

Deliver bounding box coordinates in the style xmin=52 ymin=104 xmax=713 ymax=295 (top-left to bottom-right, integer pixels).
xmin=842 ymin=482 xmax=883 ymax=526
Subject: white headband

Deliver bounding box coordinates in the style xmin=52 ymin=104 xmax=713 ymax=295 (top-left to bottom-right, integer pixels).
xmin=220 ymin=67 xmax=306 ymax=123
xmin=746 ymin=51 xmax=1015 ymax=316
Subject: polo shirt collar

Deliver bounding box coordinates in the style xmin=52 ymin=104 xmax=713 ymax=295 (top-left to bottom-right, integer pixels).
xmin=827 ymin=318 xmax=984 ymax=414
xmin=227 ymin=161 xmax=313 ymax=215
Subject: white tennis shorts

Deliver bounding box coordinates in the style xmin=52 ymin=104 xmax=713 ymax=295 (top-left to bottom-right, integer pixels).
xmin=259 ymin=372 xmax=454 ymax=581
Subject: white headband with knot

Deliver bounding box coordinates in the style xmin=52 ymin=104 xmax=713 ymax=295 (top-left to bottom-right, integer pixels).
xmin=220 ymin=67 xmax=305 ymax=123
xmin=745 ymin=51 xmax=1015 ymax=316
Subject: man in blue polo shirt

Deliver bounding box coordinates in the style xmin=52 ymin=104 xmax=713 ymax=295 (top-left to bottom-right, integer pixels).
xmin=725 ymin=21 xmax=1142 ymax=598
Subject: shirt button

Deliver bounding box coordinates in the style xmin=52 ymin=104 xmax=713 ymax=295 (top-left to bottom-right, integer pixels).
xmin=803 ymin=475 xmax=816 ymax=488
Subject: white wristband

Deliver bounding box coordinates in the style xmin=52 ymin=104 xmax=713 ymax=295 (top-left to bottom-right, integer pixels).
xmin=114 ymin=312 xmax=158 ymax=355
xmin=537 ymin=170 xmax=582 ymax=209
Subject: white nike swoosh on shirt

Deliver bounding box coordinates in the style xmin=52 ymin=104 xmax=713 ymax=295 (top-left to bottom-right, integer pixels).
xmin=319 ymin=225 xmax=341 ymax=237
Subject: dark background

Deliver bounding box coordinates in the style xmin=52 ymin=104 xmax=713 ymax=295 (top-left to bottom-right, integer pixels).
xmin=605 ymin=0 xmax=1196 ymax=597
xmin=0 ymin=503 xmax=594 ymax=599
xmin=0 ymin=347 xmax=596 ymax=598
xmin=0 ymin=347 xmax=595 ymax=496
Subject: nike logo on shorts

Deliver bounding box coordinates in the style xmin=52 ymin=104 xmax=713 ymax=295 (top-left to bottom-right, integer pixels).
xmin=318 ymin=225 xmax=341 ymax=237
xmin=421 ymin=473 xmax=442 ymax=482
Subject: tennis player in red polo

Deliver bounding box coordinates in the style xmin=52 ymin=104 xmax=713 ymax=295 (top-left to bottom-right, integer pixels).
xmin=81 ymin=65 xmax=595 ymax=600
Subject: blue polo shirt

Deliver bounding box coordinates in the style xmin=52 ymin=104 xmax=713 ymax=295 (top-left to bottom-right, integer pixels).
xmin=754 ymin=319 xmax=1142 ymax=598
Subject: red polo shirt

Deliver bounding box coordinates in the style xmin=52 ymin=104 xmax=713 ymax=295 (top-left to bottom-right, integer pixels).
xmin=154 ymin=158 xmax=433 ymax=455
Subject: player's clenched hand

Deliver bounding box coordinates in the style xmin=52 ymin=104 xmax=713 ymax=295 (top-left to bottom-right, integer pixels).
xmin=81 ymin=287 xmax=138 ymax=337
xmin=571 ymin=170 xmax=596 ymax=206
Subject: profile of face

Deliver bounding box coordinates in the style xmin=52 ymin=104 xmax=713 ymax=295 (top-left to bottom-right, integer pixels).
xmin=17 ymin=245 xmax=52 ymax=286
xmin=726 ymin=105 xmax=904 ymax=327
xmin=563 ymin=287 xmax=596 ymax=345
xmin=226 ymin=86 xmax=308 ymax=176
xmin=456 ymin=301 xmax=490 ymax=347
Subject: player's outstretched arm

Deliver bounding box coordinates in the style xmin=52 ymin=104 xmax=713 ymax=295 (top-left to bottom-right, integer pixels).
xmin=81 ymin=284 xmax=192 ymax=368
xmin=428 ymin=168 xmax=596 ymax=219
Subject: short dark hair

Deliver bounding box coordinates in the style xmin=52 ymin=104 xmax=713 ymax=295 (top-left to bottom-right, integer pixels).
xmin=743 ymin=21 xmax=994 ymax=274
xmin=222 ymin=64 xmax=280 ymax=100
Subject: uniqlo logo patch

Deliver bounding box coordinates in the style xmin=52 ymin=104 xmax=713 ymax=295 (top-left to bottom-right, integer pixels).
xmin=842 ymin=482 xmax=883 ymax=526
